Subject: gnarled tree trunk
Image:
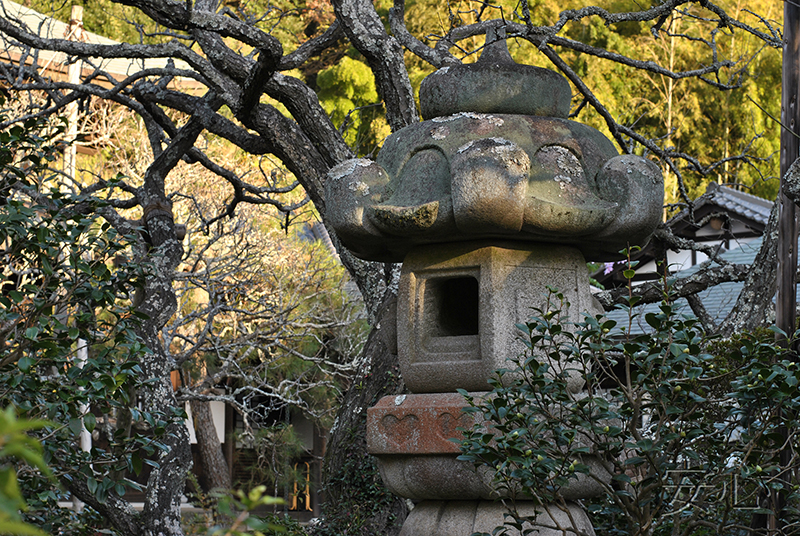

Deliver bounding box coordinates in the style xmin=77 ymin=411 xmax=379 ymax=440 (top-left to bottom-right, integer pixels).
xmin=321 ymin=293 xmax=408 ymax=535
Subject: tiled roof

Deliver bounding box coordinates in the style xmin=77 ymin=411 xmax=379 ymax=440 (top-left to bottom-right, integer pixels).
xmin=603 ymin=237 xmax=765 ymax=335
xmin=600 ymin=184 xmax=777 ymax=333
xmin=673 ymin=182 xmax=772 ymax=228
xmin=593 ymin=184 xmax=774 ymax=288
xmin=705 ymin=184 xmax=772 ymax=225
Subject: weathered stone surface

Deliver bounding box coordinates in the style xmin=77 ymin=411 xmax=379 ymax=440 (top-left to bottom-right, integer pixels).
xmin=397 ymin=241 xmax=601 ymax=393
xmin=377 ymin=455 xmax=492 ymax=500
xmin=325 ymin=35 xmax=663 ymax=263
xmin=450 ymin=137 xmax=529 ymax=234
xmin=326 ymin=158 xmax=391 ymax=251
xmin=399 ymin=500 xmax=595 ymax=536
xmin=325 ymin=112 xmax=662 ymax=261
xmin=419 ymin=49 xmax=572 ymax=120
xmin=367 ymin=394 xmax=611 ymax=501
xmin=375 ymin=453 xmax=609 ymax=501
xmin=367 ymin=393 xmax=474 ymax=455
xmin=594 ymin=154 xmax=664 ymax=245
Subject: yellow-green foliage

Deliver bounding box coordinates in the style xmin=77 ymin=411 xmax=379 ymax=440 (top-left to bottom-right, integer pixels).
xmin=0 ymin=408 xmax=52 ymax=536
xmin=317 ymin=56 xmax=390 ymax=152
xmin=317 ymin=57 xmax=378 ymax=109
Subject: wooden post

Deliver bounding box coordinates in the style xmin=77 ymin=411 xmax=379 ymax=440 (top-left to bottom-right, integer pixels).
xmin=775 ymin=2 xmax=800 ymax=532
xmin=64 ymin=5 xmax=83 ymax=181
xmin=66 ymin=5 xmax=89 ymax=515
xmin=780 ymin=0 xmax=800 ymax=402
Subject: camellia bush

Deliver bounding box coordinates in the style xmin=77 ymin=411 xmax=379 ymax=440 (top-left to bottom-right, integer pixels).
xmin=458 ymin=288 xmax=800 ymax=536
xmin=0 ymin=101 xmax=182 ymax=533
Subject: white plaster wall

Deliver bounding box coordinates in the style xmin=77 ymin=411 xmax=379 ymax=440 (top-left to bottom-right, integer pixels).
xmin=185 ymin=401 xmax=226 ymax=444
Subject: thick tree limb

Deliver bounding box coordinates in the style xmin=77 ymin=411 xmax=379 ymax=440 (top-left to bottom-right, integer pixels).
xmin=190 ymin=399 xmax=232 ymax=491
xmin=686 ymin=293 xmax=719 ymax=333
xmin=653 ymin=225 xmax=729 ymax=267
xmin=595 ymin=262 xmax=751 ymax=310
xmin=132 ymin=99 xmax=212 ymax=536
xmin=245 ymin=103 xmax=329 ymax=211
xmin=595 ymin=202 xmax=780 ymax=337
xmin=114 ymin=0 xmax=283 ymax=57
xmin=66 ymin=477 xmax=141 ymax=536
xmin=239 ymin=47 xmax=279 ymax=115
xmin=322 ymin=292 xmax=408 ymax=535
xmin=782 ymin=157 xmax=800 ymax=205
xmin=389 ymin=0 xmax=459 ymax=68
xmin=718 ymin=201 xmax=779 ymax=336
xmin=0 ymin=16 xmax=216 ymax=77
xmin=131 ymin=84 xmax=273 ymax=155
xmin=332 ymin=0 xmax=418 ymax=131
xmin=265 ymin=73 xmax=354 ymax=167
xmin=279 ymin=21 xmax=345 ymax=70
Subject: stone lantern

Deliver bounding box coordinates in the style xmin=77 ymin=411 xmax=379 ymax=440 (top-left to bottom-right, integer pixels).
xmin=326 ymin=31 xmax=663 ymax=536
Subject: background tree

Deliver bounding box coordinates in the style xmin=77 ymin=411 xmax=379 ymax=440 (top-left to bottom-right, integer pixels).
xmin=0 ymin=0 xmax=789 ymax=534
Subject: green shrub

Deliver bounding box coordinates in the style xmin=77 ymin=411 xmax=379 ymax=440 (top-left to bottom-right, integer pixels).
xmin=0 ymin=96 xmax=178 ymax=534
xmin=211 ymin=486 xmax=308 ymax=535
xmin=458 ymin=289 xmax=800 ymax=536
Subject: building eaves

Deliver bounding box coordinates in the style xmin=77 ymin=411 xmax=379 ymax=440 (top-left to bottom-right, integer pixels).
xmin=0 ymin=0 xmax=199 ymax=89
xmin=674 ymin=182 xmax=772 ymax=228
xmin=706 ymin=182 xmax=772 ymax=226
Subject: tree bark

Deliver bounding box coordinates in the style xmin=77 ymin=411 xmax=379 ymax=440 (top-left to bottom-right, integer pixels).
xmin=718 ymin=201 xmax=780 ymax=337
xmin=130 ymin=104 xmax=207 ymax=536
xmin=331 ymin=0 xmax=418 ymax=131
xmin=321 ymin=292 xmax=408 ymax=535
xmin=190 ymin=399 xmax=233 ymax=492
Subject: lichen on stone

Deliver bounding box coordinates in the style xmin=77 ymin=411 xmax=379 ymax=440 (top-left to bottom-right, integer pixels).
xmin=457 ymin=141 xmax=476 ymax=154
xmin=329 ymin=158 xmax=373 ymax=181
xmin=349 ymin=181 xmax=371 ymax=196
xmin=431 ymin=112 xmax=504 ymax=126
xmin=431 ymin=126 xmax=449 ymax=140
xmin=552 ymin=147 xmax=582 ymax=177
xmin=487 ymin=137 xmax=512 ymax=146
